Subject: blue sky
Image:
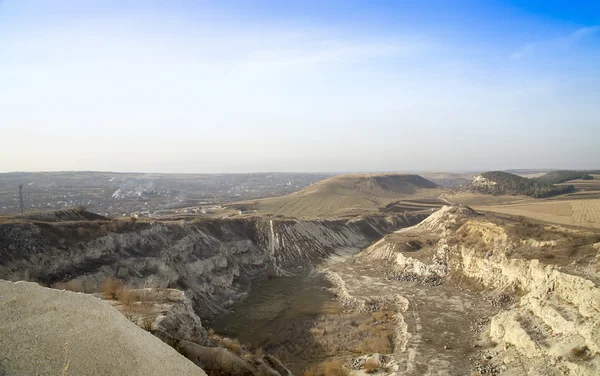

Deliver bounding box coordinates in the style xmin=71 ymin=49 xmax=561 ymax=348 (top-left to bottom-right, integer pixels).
xmin=1 ymin=0 xmax=599 ymax=173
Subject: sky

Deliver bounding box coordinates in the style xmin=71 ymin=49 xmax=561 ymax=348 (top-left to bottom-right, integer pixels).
xmin=1 ymin=0 xmax=599 ymax=173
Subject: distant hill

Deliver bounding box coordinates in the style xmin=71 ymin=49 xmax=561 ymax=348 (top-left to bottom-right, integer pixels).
xmin=251 ymin=173 xmax=443 ymax=217
xmin=470 ymin=171 xmax=575 ymax=198
xmin=535 ymin=170 xmax=599 ymax=185
xmin=413 ymin=172 xmax=476 ymax=189
xmin=298 ymin=173 xmax=439 ymax=196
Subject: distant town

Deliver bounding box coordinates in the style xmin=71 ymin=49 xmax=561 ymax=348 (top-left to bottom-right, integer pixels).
xmin=0 ymin=172 xmax=331 ymax=217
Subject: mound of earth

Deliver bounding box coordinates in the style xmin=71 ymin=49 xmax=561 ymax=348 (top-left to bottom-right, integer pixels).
xmin=0 ymin=280 xmax=206 ymax=376
xmin=298 ymin=173 xmax=438 ymax=196
xmin=251 ymin=173 xmax=443 ymax=218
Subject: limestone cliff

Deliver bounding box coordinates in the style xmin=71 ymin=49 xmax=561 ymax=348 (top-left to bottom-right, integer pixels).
xmin=0 ymin=214 xmax=425 ymax=319
xmin=362 ymin=205 xmax=600 ymax=375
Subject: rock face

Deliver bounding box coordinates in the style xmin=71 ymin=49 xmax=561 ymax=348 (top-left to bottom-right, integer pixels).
xmin=0 ymin=280 xmax=207 ymax=376
xmin=361 ymin=205 xmax=600 ymax=375
xmin=0 ymin=214 xmax=425 ymax=319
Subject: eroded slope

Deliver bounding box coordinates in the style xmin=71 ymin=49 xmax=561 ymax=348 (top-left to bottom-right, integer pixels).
xmin=323 ymin=206 xmax=600 ymax=375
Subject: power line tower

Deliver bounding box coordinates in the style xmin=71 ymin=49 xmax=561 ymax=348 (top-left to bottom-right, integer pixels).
xmin=19 ymin=184 xmax=24 ymax=214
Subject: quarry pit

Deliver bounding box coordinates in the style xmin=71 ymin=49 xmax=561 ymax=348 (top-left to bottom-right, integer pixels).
xmin=1 ymin=203 xmax=600 ymax=375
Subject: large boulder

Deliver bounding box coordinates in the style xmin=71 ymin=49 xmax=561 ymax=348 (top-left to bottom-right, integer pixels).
xmin=0 ymin=280 xmax=206 ymax=376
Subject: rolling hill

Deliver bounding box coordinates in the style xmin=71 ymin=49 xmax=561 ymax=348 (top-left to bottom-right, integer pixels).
xmin=470 ymin=171 xmax=575 ymax=198
xmin=535 ymin=170 xmax=599 ymax=184
xmin=247 ymin=173 xmax=444 ymax=218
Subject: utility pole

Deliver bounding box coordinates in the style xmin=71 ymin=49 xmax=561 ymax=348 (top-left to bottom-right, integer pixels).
xmin=19 ymin=184 xmax=24 ymax=214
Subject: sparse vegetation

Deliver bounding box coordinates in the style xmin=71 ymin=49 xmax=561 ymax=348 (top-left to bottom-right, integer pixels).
xmin=102 ymin=277 xmax=124 ymax=299
xmin=473 ymin=171 xmax=575 ymax=198
xmin=222 ymin=338 xmax=241 ymax=354
xmin=304 ymin=361 xmax=350 ymax=376
xmin=569 ymin=345 xmax=592 ymax=360
xmin=535 ymin=170 xmax=599 ymax=185
xmin=141 ymin=302 xmax=155 ymax=332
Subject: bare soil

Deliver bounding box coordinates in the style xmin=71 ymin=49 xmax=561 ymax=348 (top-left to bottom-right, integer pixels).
xmin=208 ymin=275 xmax=396 ymax=375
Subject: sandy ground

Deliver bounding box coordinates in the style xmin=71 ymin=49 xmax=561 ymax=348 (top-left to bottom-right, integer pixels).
xmin=0 ymin=280 xmax=206 ymax=376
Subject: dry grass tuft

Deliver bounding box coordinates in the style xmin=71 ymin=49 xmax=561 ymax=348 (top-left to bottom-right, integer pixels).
xmin=141 ymin=308 xmax=155 ymax=332
xmin=364 ymin=358 xmax=380 ymax=373
xmin=359 ymin=333 xmax=393 ymax=354
xmin=102 ymin=277 xmax=124 ymax=299
xmin=116 ymin=288 xmax=136 ymax=305
xmin=324 ymin=361 xmax=349 ymax=376
xmin=223 ymin=338 xmax=241 ymax=354
xmin=304 ymin=361 xmax=350 ymax=376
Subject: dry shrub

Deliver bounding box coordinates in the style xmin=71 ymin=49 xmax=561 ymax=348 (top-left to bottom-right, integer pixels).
xmin=117 ymin=288 xmax=136 ymax=305
xmin=360 ymin=334 xmax=392 ymax=354
xmin=207 ymin=328 xmax=215 ymax=337
xmin=304 ymin=361 xmax=349 ymax=376
xmin=364 ymin=358 xmax=380 ymax=373
xmin=324 ymin=361 xmax=349 ymax=376
xmin=223 ymin=338 xmax=241 ymax=354
xmin=570 ymin=345 xmax=592 ymax=360
xmin=304 ymin=365 xmax=320 ymax=376
xmin=254 ymin=347 xmax=264 ymax=358
xmin=102 ymin=277 xmax=124 ymax=299
xmin=372 ymin=311 xmax=391 ymax=321
xmin=117 ymin=288 xmax=136 ymax=319
xmin=141 ymin=313 xmax=154 ymax=332
xmin=202 ymin=352 xmax=253 ymax=376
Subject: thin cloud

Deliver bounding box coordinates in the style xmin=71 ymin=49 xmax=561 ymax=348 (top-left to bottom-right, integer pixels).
xmin=511 ymin=25 xmax=600 ymax=60
xmin=238 ymin=40 xmax=418 ymax=73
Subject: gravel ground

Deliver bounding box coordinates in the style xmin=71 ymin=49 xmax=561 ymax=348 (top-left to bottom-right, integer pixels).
xmin=0 ymin=280 xmax=206 ymax=376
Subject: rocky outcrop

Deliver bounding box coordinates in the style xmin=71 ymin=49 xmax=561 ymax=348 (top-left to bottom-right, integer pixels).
xmin=0 ymin=214 xmax=424 ymax=319
xmin=180 ymin=342 xmax=294 ymax=376
xmin=0 ymin=280 xmax=207 ymax=376
xmin=363 ymin=205 xmax=600 ymax=375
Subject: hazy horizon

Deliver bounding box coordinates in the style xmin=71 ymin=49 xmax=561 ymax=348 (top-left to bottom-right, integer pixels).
xmin=0 ymin=168 xmax=594 ymax=175
xmin=2 ymin=1 xmax=599 ymax=173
